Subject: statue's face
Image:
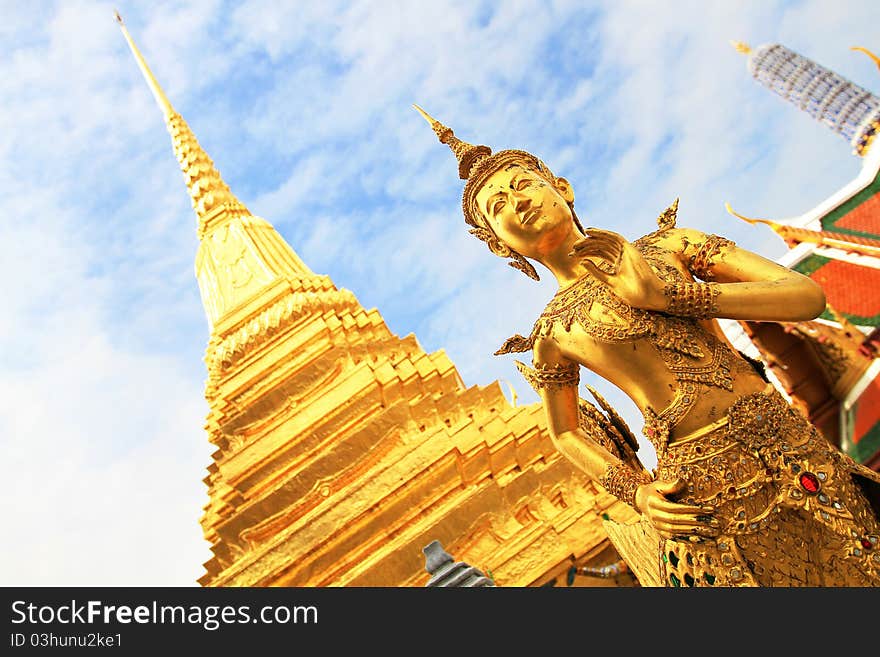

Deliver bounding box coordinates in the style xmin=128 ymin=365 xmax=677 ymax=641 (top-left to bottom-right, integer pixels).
xmin=474 ymin=163 xmax=574 ymax=259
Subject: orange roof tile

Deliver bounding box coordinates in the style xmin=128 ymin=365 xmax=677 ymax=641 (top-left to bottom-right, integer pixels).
xmin=810 ymin=259 xmax=880 ymax=320
xmin=835 ymin=191 xmax=880 ymax=235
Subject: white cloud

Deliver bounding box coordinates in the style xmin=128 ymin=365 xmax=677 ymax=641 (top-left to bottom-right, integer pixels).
xmin=0 ymin=190 xmax=212 ymax=585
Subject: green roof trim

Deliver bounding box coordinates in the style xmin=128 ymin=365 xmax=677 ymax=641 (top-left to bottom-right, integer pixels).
xmin=820 ymin=167 xmax=880 ymax=240
xmin=850 ymin=420 xmax=880 ymax=464
xmin=815 ymin=302 xmax=880 ymax=327
xmin=792 ymin=253 xmax=831 ymax=277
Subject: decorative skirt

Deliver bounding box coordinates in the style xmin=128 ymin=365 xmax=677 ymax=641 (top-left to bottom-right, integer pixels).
xmin=653 ymin=385 xmax=880 ymax=587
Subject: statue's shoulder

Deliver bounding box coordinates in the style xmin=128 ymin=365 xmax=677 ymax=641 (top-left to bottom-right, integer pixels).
xmin=494 ymin=293 xmax=564 ymax=356
xmin=494 ymin=314 xmax=554 ymax=356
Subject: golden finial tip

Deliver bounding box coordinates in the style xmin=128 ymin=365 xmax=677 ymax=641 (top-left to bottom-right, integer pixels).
xmin=730 ymin=40 xmax=752 ymax=55
xmin=413 ymin=104 xmax=438 ymax=126
xmin=851 ymin=46 xmax=880 ymax=71
xmin=725 ymin=202 xmax=773 ymax=228
xmin=724 ymin=202 xmax=752 ymax=223
xmin=114 ymin=9 xmax=124 ymax=25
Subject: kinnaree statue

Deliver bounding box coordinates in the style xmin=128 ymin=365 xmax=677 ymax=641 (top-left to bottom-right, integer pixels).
xmin=416 ymin=105 xmax=880 ymax=586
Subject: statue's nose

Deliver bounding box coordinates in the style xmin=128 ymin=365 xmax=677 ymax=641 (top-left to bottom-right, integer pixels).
xmin=514 ymin=197 xmax=530 ymax=213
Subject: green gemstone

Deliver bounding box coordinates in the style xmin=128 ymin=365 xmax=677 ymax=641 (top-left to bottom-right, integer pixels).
xmin=669 ymin=573 xmax=681 ymax=587
xmin=662 ymin=553 xmax=668 ymax=563
xmin=684 ymin=573 xmax=695 ymax=587
xmin=668 ymin=551 xmax=680 ymax=568
xmin=704 ymin=573 xmax=716 ymax=585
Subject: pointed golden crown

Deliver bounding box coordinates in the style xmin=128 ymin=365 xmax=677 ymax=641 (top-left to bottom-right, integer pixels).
xmin=413 ymin=104 xmax=492 ymax=180
xmin=413 ymin=105 xmax=556 ymax=233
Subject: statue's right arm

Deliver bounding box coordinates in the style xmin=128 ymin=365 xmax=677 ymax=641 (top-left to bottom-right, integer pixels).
xmin=532 ymin=335 xmax=622 ymax=479
xmin=534 ymin=336 xmax=720 ymax=539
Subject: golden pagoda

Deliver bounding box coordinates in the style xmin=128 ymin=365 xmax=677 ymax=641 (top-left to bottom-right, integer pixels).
xmin=116 ymin=13 xmax=639 ymax=587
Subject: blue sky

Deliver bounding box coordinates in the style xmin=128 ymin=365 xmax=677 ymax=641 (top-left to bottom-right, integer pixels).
xmin=2 ymin=0 xmax=878 ymax=586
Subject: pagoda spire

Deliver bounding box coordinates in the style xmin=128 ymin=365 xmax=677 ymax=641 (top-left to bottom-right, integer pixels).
xmin=116 ymin=11 xmax=314 ymax=328
xmin=734 ymin=40 xmax=880 ymax=156
xmin=115 ymin=10 xmax=250 ymax=233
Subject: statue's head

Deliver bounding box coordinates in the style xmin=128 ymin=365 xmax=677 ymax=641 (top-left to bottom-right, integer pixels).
xmin=416 ymin=106 xmax=583 ymax=281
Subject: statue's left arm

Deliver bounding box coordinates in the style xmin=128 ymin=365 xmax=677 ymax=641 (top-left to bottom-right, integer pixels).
xmin=571 ymin=227 xmax=826 ymax=322
xmin=672 ymin=227 xmax=826 ymax=321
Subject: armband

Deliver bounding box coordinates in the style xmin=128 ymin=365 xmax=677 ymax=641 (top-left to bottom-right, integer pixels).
xmin=598 ymin=462 xmax=652 ymax=510
xmin=515 ymin=360 xmax=579 ymax=390
xmin=689 ymin=234 xmax=735 ymax=281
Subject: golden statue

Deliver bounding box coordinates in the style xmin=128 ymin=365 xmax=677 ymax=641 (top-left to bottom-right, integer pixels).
xmin=416 ymin=105 xmax=880 ymax=586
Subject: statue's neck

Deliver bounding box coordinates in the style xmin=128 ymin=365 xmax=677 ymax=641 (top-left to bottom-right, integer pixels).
xmin=539 ymin=230 xmax=591 ymax=289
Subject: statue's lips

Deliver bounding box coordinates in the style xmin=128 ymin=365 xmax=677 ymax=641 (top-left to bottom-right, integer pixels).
xmin=521 ymin=206 xmax=543 ymax=225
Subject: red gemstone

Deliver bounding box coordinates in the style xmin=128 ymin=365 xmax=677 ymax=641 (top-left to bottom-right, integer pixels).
xmin=861 ymin=537 xmax=873 ymax=550
xmin=799 ymin=472 xmax=821 ymax=494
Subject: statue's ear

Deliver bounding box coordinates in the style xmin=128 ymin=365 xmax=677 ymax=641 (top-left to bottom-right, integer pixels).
xmin=486 ymin=238 xmax=511 ymax=258
xmin=554 ymin=177 xmax=575 ymax=205
xmin=470 ymin=226 xmax=511 ymax=258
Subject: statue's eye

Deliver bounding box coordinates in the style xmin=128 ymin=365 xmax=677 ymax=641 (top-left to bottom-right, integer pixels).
xmin=515 ymin=178 xmax=532 ymax=191
xmin=492 ymin=199 xmax=505 ymax=215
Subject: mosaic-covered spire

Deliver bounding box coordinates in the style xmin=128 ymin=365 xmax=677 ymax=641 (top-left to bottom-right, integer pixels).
xmin=736 ymin=42 xmax=880 ymax=156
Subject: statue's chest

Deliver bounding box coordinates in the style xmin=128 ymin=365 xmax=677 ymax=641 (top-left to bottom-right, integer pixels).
xmin=535 ymin=243 xmax=688 ymax=344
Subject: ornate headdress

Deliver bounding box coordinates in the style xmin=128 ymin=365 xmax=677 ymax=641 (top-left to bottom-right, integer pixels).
xmin=415 ymin=105 xmax=580 ymax=281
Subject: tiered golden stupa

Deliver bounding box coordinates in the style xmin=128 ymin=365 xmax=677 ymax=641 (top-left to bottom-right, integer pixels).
xmin=116 ymin=14 xmax=639 ymax=587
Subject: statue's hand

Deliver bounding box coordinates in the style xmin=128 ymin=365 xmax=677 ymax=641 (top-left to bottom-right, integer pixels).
xmin=634 ymin=479 xmax=720 ymax=540
xmin=569 ymin=228 xmax=666 ymax=310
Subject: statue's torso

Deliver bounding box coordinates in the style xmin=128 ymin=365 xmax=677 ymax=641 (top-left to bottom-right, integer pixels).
xmin=535 ymin=231 xmax=766 ymax=443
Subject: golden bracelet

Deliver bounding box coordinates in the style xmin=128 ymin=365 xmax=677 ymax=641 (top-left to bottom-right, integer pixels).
xmin=689 ymin=234 xmax=735 ymax=281
xmin=663 ymin=281 xmax=720 ymax=319
xmin=598 ymin=462 xmax=652 ymax=510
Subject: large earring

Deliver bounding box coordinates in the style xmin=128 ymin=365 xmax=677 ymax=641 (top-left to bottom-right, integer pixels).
xmin=468 ymin=227 xmax=540 ymax=281
xmin=508 ymin=251 xmax=540 ymax=281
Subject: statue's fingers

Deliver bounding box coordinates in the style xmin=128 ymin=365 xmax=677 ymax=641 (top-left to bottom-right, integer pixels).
xmin=580 ymin=258 xmax=610 ymax=282
xmin=654 ymin=501 xmax=706 ymax=516
xmin=650 ymin=519 xmax=692 ymax=539
xmin=649 ymin=510 xmax=702 ymax=527
xmin=652 ymin=515 xmax=719 ymax=538
xmin=584 ymin=227 xmax=626 ymax=243
xmin=657 ymin=511 xmax=721 ymax=537
xmin=572 ymin=237 xmax=623 ymax=251
xmin=572 ymin=244 xmax=617 ymax=262
xmin=569 ymin=241 xmax=608 ymax=257
xmin=581 ymin=233 xmax=626 ymax=244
